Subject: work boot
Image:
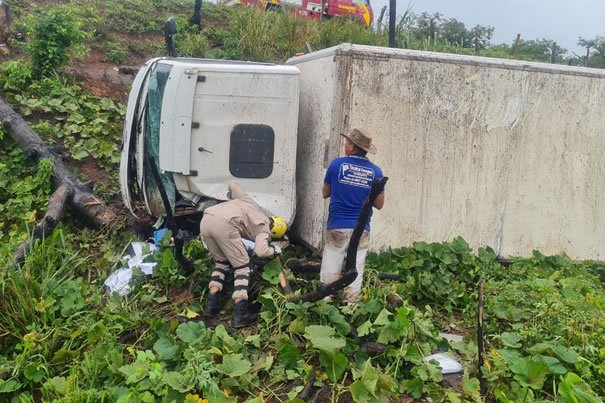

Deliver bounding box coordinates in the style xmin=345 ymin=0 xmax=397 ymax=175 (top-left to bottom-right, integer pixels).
xmin=231 ymin=299 xmax=257 ymax=328
xmin=204 ymin=290 xmax=225 ymax=317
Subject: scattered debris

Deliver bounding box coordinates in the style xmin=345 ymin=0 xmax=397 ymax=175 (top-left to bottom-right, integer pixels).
xmin=104 ymin=242 xmax=158 ymax=295
xmin=423 ymin=353 xmax=463 ymax=374
xmin=439 ymin=332 xmax=464 ymax=343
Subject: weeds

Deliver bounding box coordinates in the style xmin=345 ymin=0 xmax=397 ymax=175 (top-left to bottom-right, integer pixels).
xmin=29 ymin=8 xmax=85 ymax=78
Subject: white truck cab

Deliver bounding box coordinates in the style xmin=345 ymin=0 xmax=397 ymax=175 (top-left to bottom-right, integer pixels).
xmin=120 ymin=57 xmax=300 ymax=224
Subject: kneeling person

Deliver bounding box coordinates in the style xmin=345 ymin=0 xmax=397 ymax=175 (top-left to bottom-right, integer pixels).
xmin=200 ymin=181 xmax=287 ymax=327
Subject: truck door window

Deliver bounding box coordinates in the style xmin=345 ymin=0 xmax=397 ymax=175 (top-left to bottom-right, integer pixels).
xmin=229 ymin=124 xmax=275 ymax=179
xmin=144 ymin=63 xmax=177 ymax=212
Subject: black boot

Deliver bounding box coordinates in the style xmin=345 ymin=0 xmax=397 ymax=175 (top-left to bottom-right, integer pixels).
xmin=231 ymin=299 xmax=257 ymax=328
xmin=204 ymin=290 xmax=225 ymax=317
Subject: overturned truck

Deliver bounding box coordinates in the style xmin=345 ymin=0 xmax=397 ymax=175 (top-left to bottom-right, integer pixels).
xmin=120 ymin=44 xmax=605 ymax=261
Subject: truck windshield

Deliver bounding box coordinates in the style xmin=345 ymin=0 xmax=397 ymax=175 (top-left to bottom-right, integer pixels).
xmin=144 ymin=63 xmax=177 ymax=211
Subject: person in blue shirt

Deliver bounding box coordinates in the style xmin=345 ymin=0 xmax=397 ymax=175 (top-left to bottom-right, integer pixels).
xmin=321 ymin=128 xmax=385 ymax=304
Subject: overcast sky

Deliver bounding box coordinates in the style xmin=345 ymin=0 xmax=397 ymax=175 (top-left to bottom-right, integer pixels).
xmin=370 ymin=0 xmax=605 ymax=55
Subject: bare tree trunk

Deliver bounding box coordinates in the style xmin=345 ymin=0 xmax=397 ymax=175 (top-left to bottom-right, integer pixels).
xmin=0 ymin=96 xmax=118 ymax=261
xmin=0 ymin=1 xmax=10 ymax=44
xmin=12 ymin=184 xmax=72 ymax=264
xmin=388 ymin=0 xmax=396 ymax=48
xmin=513 ymin=33 xmax=521 ymax=59
xmin=376 ymin=6 xmax=387 ymax=33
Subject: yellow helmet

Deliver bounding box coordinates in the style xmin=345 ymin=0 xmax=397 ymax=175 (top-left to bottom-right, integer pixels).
xmin=270 ymin=216 xmax=287 ymax=239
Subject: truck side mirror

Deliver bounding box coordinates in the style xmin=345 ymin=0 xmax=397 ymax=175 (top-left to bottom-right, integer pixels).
xmin=164 ymin=17 xmax=178 ymax=58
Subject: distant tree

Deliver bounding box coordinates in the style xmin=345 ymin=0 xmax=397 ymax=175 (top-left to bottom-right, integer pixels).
xmin=439 ymin=18 xmax=468 ymax=47
xmin=578 ymin=36 xmax=596 ymax=66
xmin=579 ymin=36 xmax=605 ymax=68
xmin=546 ymin=41 xmax=567 ymax=64
xmin=468 ymin=24 xmax=494 ymax=53
xmin=415 ymin=12 xmax=442 ymax=39
xmin=592 ymin=37 xmax=605 ymax=68
xmin=516 ymin=39 xmax=560 ymax=62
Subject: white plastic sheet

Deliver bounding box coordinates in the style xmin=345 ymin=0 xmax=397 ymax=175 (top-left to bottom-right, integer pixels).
xmin=423 ymin=353 xmax=463 ymax=374
xmin=104 ymin=242 xmax=158 ymax=296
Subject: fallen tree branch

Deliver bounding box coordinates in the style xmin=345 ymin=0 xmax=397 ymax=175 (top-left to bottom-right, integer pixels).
xmin=0 ymin=95 xmax=118 ymax=260
xmin=12 ymin=183 xmax=72 ymax=264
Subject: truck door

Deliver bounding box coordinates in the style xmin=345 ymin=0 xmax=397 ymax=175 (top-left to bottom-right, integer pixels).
xmin=158 ymin=62 xmax=300 ymax=224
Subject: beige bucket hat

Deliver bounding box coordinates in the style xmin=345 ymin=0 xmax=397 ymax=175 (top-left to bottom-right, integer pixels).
xmin=341 ymin=128 xmax=377 ymax=154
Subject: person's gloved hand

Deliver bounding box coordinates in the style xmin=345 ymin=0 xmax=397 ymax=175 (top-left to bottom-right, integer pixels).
xmin=271 ymin=242 xmax=282 ymax=255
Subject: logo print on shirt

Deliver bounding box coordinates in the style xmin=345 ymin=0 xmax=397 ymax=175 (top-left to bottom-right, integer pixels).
xmin=338 ymin=163 xmax=375 ymax=188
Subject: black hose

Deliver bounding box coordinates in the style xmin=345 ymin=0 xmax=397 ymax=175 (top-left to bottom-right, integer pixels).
xmin=290 ymin=176 xmax=388 ymax=303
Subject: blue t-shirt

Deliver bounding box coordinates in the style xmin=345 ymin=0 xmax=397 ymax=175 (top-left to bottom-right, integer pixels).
xmin=324 ymin=154 xmax=384 ymax=231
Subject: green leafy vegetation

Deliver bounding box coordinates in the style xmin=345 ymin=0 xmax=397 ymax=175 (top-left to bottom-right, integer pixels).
xmin=1 ymin=234 xmax=603 ymax=401
xmin=29 ymin=8 xmax=86 ymax=79
xmin=0 ymin=0 xmax=604 ymax=401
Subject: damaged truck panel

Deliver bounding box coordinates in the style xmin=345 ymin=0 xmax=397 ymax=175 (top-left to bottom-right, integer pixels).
xmin=288 ymin=44 xmax=605 ymax=260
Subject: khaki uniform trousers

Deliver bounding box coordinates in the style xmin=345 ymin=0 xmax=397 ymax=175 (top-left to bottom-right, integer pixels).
xmin=200 ymin=214 xmax=251 ymax=301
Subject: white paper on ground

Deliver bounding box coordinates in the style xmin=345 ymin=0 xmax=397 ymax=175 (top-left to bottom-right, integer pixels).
xmin=104 ymin=242 xmax=158 ymax=296
xmin=439 ymin=332 xmax=464 ymax=343
xmin=423 ymin=353 xmax=463 ymax=374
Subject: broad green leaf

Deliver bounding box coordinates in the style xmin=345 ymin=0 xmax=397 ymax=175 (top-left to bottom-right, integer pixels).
xmin=0 ymin=378 xmax=22 ymax=393
xmin=118 ymin=361 xmax=150 ymax=384
xmin=217 ymin=354 xmax=252 ymax=377
xmin=552 ymin=345 xmax=579 ymax=364
xmin=46 ymin=376 xmax=67 ymax=395
xmin=527 ymin=342 xmax=555 ymax=355
xmin=304 ymin=325 xmax=345 ymax=354
xmin=402 ymin=378 xmax=424 ymax=399
xmin=71 ymin=149 xmax=88 ymax=160
xmin=245 ymin=334 xmax=261 ymax=348
xmin=445 ymin=390 xmax=462 ymax=403
xmin=313 ymin=304 xmax=351 ymax=334
xmin=462 ymin=376 xmax=482 ymax=402
xmin=213 ymin=325 xmax=237 ymax=348
xmin=319 ymin=350 xmax=347 ymax=382
xmin=509 ymin=357 xmax=548 ymax=390
xmin=501 ymin=332 xmax=523 ymax=348
xmin=360 ymin=360 xmax=379 ymax=396
xmin=349 ymin=360 xmax=385 ymax=403
xmin=252 ymin=354 xmax=274 ymax=372
xmin=403 ymin=344 xmax=423 ymax=364
xmin=261 ymin=259 xmax=282 ymax=285
xmin=277 ymin=337 xmax=300 ymax=368
xmin=557 ymin=372 xmax=602 ymax=403
xmin=24 ymin=363 xmax=45 ymax=383
xmin=373 ymin=309 xmax=392 ymax=326
xmin=535 ymin=355 xmax=567 ymax=375
xmin=163 ymin=371 xmax=191 ymax=393
xmin=153 ymin=336 xmax=180 ymax=361
xmin=377 ymin=326 xmax=400 ymax=344
xmin=176 ymin=321 xmax=206 ymax=345
xmin=357 ymin=320 xmax=373 ymax=337
xmin=350 ymin=379 xmax=371 ymax=402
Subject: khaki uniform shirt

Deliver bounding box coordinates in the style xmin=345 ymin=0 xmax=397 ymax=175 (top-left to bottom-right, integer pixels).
xmin=203 ymin=182 xmax=274 ymax=257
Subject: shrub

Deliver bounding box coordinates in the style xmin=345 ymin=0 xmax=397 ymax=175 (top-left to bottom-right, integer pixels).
xmin=29 ymin=9 xmax=84 ymax=78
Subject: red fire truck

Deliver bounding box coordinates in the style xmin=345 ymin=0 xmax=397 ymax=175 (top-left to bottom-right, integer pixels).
xmin=231 ymin=0 xmax=373 ymax=27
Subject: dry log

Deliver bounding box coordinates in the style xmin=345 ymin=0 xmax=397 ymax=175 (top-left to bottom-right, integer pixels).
xmin=0 ymin=95 xmax=118 ymax=260
xmin=297 ymin=365 xmax=316 ymax=401
xmin=12 ymin=183 xmax=72 ymax=264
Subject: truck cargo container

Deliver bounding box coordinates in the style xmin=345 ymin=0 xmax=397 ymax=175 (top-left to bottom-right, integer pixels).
xmin=287 ymin=44 xmax=605 ymax=260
